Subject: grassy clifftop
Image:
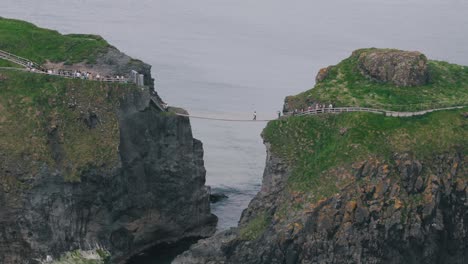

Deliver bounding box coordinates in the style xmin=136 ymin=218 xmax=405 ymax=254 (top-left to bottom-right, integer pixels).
xmin=264 ymin=109 xmax=467 ymax=200
xmin=0 ymin=69 xmax=138 ymax=181
xmin=0 ymin=17 xmax=110 ymax=64
xmin=0 ymin=18 xmax=152 ymax=183
xmin=264 ymin=48 xmax=468 ymax=202
xmin=286 ymin=48 xmax=468 ymax=112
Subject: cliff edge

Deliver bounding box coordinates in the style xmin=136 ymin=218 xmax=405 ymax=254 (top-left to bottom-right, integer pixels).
xmin=0 ymin=18 xmax=216 ymax=263
xmin=174 ymin=49 xmax=468 ymax=264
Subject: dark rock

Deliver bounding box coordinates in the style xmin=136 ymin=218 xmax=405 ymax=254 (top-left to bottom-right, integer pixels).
xmin=339 ymin=127 xmax=348 ymax=135
xmin=175 ymin=151 xmax=468 ymax=264
xmin=415 ymin=176 xmax=424 ymax=192
xmin=315 ymin=66 xmax=333 ymax=83
xmin=81 ymin=111 xmax=100 ymax=129
xmin=357 ymin=49 xmax=429 ymax=87
xmin=95 ymin=47 xmax=154 ymax=88
xmin=0 ymin=88 xmax=217 ymax=263
xmin=210 ymin=193 xmax=228 ymax=203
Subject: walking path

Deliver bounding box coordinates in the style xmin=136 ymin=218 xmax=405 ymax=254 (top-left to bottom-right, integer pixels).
xmin=1 ymin=48 xmax=168 ymax=111
xmin=0 ymin=49 xmax=130 ymax=83
xmin=0 ymin=49 xmax=38 ymax=69
xmin=291 ymin=106 xmax=466 ymax=118
xmin=1 ymin=49 xmax=465 ymax=120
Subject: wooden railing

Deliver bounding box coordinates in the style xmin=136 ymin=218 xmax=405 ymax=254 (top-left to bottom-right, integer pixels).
xmin=0 ymin=49 xmax=35 ymax=68
xmin=286 ymin=106 xmax=466 ymax=118
xmin=0 ymin=48 xmax=169 ymax=111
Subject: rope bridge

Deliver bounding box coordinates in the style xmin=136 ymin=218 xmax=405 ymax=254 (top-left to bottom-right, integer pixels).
xmin=1 ymin=49 xmax=465 ymax=121
xmin=174 ymin=113 xmax=272 ymax=122
xmin=173 ymin=106 xmax=467 ymax=122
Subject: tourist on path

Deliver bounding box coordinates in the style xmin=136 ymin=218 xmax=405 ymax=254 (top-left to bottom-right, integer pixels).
xmin=253 ymin=111 xmax=257 ymax=121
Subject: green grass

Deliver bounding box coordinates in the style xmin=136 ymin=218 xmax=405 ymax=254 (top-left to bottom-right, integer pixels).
xmin=259 ymin=48 xmax=468 ymax=237
xmin=263 ymin=109 xmax=468 ymax=199
xmin=0 ymin=69 xmax=138 ymax=181
xmin=0 ymin=17 xmax=111 ymax=65
xmin=239 ymin=212 xmax=270 ymax=241
xmin=286 ymin=48 xmax=468 ymax=112
xmin=48 ymin=249 xmax=110 ymax=264
xmin=0 ymin=58 xmax=21 ymax=68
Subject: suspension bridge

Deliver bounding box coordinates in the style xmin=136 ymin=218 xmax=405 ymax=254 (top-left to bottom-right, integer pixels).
xmin=0 ymin=49 xmax=466 ymax=121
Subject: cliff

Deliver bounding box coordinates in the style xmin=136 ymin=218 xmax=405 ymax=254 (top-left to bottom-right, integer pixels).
xmin=284 ymin=48 xmax=468 ymax=113
xmin=0 ymin=18 xmax=216 ymax=263
xmin=174 ymin=49 xmax=468 ymax=264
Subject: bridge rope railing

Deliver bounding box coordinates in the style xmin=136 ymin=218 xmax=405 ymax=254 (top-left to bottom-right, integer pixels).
xmin=174 ymin=105 xmax=467 ymax=122
xmin=174 ymin=113 xmax=272 ymax=122
xmin=149 ymin=91 xmax=166 ymax=112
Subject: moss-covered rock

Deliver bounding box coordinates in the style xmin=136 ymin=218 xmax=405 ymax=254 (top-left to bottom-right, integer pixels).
xmin=284 ymin=48 xmax=468 ymax=112
xmin=356 ymin=48 xmax=429 ymax=87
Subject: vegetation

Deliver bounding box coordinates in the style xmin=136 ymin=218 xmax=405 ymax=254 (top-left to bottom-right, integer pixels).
xmin=0 ymin=58 xmax=21 ymax=68
xmin=263 ymin=108 xmax=468 ymax=200
xmin=286 ymin=48 xmax=468 ymax=112
xmin=270 ymin=48 xmax=468 ymax=202
xmin=239 ymin=212 xmax=271 ymax=241
xmin=0 ymin=69 xmax=138 ymax=181
xmin=43 ymin=249 xmax=110 ymax=264
xmin=0 ymin=17 xmax=111 ymax=65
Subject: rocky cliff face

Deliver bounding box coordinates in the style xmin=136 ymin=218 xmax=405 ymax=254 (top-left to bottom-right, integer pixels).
xmin=175 ymin=145 xmax=468 ymax=264
xmin=0 ymin=85 xmax=216 ymax=263
xmin=356 ymin=49 xmax=429 ymax=87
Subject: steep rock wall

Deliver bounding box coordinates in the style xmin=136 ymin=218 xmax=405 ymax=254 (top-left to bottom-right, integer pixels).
xmin=175 ymin=148 xmax=468 ymax=264
xmin=0 ymin=88 xmax=216 ymax=264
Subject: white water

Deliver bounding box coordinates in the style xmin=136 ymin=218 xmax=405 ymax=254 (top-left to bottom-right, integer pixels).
xmin=3 ymin=0 xmax=468 ymax=233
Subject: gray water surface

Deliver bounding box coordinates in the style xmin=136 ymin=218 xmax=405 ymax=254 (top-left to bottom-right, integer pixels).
xmin=3 ymin=0 xmax=468 ymax=233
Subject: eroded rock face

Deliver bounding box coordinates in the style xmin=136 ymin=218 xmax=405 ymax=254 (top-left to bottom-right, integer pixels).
xmin=315 ymin=66 xmax=333 ymax=83
xmin=175 ymin=150 xmax=468 ymax=264
xmin=357 ymin=49 xmax=429 ymax=87
xmin=0 ymin=90 xmax=216 ymax=264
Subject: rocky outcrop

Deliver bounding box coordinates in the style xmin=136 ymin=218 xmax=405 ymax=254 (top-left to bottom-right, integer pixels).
xmin=315 ymin=66 xmax=333 ymax=83
xmin=175 ymin=148 xmax=468 ymax=264
xmin=356 ymin=49 xmax=429 ymax=87
xmin=0 ymin=85 xmax=216 ymax=263
xmin=237 ymin=143 xmax=291 ymax=227
xmin=44 ymin=46 xmax=154 ymax=88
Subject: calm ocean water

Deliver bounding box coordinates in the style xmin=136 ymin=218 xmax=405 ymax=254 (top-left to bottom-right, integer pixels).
xmin=3 ymin=0 xmax=468 ymax=261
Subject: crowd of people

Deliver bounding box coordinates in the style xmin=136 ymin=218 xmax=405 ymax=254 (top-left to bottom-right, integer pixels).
xmin=251 ymin=103 xmax=336 ymax=121
xmin=291 ymin=102 xmax=334 ymax=115
xmin=26 ymin=62 xmax=128 ymax=83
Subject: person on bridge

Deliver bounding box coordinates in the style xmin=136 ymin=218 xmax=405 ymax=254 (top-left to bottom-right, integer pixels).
xmin=253 ymin=111 xmax=257 ymax=121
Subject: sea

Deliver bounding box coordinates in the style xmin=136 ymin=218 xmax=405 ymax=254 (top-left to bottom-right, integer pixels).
xmin=2 ymin=0 xmax=468 ymax=262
